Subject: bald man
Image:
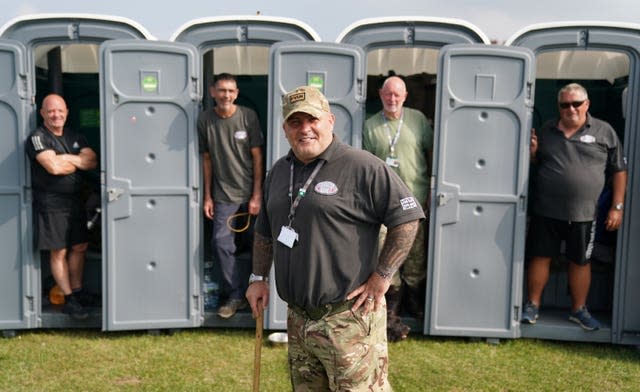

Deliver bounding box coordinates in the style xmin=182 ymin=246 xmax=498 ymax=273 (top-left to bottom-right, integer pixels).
xmin=26 ymin=94 xmax=97 ymax=320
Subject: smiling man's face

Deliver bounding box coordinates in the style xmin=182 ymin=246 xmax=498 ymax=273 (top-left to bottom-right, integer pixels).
xmin=283 ymin=111 xmax=335 ymax=164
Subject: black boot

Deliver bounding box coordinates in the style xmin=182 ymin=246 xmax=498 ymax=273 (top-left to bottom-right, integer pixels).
xmin=386 ymin=285 xmax=410 ymax=342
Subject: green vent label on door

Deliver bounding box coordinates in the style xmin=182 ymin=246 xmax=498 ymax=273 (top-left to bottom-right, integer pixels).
xmin=141 ymin=72 xmax=159 ymax=93
xmin=307 ymin=73 xmax=325 ymax=93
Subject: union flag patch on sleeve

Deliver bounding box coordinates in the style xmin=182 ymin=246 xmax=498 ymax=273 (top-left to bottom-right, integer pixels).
xmin=400 ymin=197 xmax=418 ymax=210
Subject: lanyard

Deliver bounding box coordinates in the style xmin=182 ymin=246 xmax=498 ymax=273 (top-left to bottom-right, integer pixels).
xmin=288 ymin=159 xmax=325 ymax=225
xmin=382 ymin=110 xmax=404 ymax=158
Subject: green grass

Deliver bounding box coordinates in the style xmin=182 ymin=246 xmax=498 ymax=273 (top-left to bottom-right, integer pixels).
xmin=1 ymin=329 xmax=639 ymax=391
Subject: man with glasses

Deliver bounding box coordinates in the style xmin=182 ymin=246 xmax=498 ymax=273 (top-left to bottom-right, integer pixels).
xmin=522 ymin=83 xmax=627 ymax=330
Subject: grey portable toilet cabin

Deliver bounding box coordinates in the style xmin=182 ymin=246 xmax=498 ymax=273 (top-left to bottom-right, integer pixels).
xmin=0 ymin=14 xmax=153 ymax=333
xmin=337 ymin=17 xmax=493 ymax=334
xmin=171 ymin=16 xmax=320 ymax=330
xmin=507 ymin=22 xmax=640 ymax=345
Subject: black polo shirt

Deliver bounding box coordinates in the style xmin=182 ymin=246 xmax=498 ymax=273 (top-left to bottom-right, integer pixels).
xmin=531 ymin=114 xmax=626 ymax=221
xmin=255 ymin=137 xmax=425 ymax=308
xmin=25 ymin=126 xmax=90 ymax=211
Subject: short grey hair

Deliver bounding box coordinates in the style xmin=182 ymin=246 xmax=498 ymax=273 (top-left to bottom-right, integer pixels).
xmin=558 ymin=83 xmax=589 ymax=102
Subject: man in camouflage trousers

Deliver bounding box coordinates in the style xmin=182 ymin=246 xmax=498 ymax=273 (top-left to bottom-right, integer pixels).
xmin=246 ymin=86 xmax=424 ymax=390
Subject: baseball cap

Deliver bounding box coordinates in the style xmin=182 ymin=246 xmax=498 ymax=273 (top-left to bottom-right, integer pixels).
xmin=281 ymin=86 xmax=330 ymax=121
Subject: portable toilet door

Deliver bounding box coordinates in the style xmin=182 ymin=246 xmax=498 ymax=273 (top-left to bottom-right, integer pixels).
xmin=0 ymin=39 xmax=35 ymax=334
xmin=99 ymin=39 xmax=200 ymax=331
xmin=0 ymin=14 xmax=153 ymax=330
xmin=507 ymin=22 xmax=640 ymax=345
xmin=337 ymin=17 xmax=491 ymax=334
xmin=267 ymin=41 xmax=366 ymax=329
xmin=428 ymin=44 xmax=535 ymax=340
xmin=171 ymin=16 xmax=319 ymax=329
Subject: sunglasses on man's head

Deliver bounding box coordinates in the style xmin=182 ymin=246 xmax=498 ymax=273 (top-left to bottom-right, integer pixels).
xmin=558 ymin=100 xmax=586 ymax=109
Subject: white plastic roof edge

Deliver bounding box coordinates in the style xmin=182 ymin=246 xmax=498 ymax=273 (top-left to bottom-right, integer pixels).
xmin=505 ymin=20 xmax=640 ymax=46
xmin=0 ymin=13 xmax=156 ymax=40
xmin=335 ymin=16 xmax=491 ymax=45
xmin=170 ymin=15 xmax=321 ymax=42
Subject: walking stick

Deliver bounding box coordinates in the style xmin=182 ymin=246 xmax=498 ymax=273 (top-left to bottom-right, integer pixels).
xmin=253 ymin=299 xmax=264 ymax=392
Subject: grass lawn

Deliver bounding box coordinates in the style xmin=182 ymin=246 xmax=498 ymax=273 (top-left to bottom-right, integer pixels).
xmin=1 ymin=328 xmax=639 ymax=391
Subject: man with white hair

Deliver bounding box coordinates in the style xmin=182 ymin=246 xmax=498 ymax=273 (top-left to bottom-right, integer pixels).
xmin=363 ymin=75 xmax=433 ymax=341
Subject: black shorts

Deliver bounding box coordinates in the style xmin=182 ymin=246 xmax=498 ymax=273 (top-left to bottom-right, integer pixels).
xmin=526 ymin=215 xmax=595 ymax=265
xmin=36 ymin=209 xmax=88 ymax=250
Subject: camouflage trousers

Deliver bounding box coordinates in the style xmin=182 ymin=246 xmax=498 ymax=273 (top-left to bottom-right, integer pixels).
xmin=379 ymin=221 xmax=427 ymax=289
xmin=287 ymin=300 xmax=392 ymax=391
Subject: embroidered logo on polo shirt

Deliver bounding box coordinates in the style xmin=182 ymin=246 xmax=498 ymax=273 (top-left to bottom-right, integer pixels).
xmin=314 ymin=181 xmax=338 ymax=195
xmin=400 ymin=197 xmax=418 ymax=210
xmin=580 ymin=135 xmax=595 ymax=144
xmin=234 ymin=130 xmax=248 ymax=140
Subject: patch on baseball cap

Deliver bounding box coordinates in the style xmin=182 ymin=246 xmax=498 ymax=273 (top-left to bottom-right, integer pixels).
xmin=282 ymin=86 xmax=330 ymax=121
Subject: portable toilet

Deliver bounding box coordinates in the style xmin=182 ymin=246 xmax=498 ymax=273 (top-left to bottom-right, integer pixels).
xmin=507 ymin=22 xmax=640 ymax=345
xmin=0 ymin=13 xmax=156 ymax=333
xmin=170 ymin=16 xmax=320 ymax=329
xmin=336 ymin=17 xmax=493 ymax=334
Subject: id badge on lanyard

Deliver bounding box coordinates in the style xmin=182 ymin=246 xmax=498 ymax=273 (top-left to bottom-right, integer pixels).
xmin=277 ymin=226 xmax=299 ymax=248
xmin=383 ymin=111 xmax=403 ymax=168
xmin=279 ymin=159 xmax=325 ymax=248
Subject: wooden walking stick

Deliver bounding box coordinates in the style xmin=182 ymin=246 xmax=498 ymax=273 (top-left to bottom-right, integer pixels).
xmin=253 ymin=299 xmax=264 ymax=392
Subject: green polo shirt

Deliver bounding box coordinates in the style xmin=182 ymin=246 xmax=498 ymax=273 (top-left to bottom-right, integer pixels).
xmin=363 ymin=107 xmax=433 ymax=205
xmin=255 ymin=137 xmax=425 ymax=308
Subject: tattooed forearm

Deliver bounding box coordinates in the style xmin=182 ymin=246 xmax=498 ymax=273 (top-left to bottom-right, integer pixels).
xmin=252 ymin=232 xmax=274 ymax=276
xmin=376 ymin=220 xmax=419 ymax=279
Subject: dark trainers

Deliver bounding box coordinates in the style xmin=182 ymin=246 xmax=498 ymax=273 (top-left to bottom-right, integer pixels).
xmin=217 ymin=298 xmax=247 ymax=319
xmin=521 ymin=301 xmax=539 ymax=324
xmin=72 ymin=290 xmax=98 ymax=307
xmin=569 ymin=306 xmax=600 ymax=331
xmin=62 ymin=296 xmax=89 ymax=320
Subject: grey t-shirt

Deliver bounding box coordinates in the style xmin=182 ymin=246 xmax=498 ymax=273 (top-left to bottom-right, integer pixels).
xmin=197 ymin=105 xmax=263 ymax=203
xmin=531 ymin=114 xmax=626 ymax=221
xmin=255 ymin=137 xmax=425 ymax=308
